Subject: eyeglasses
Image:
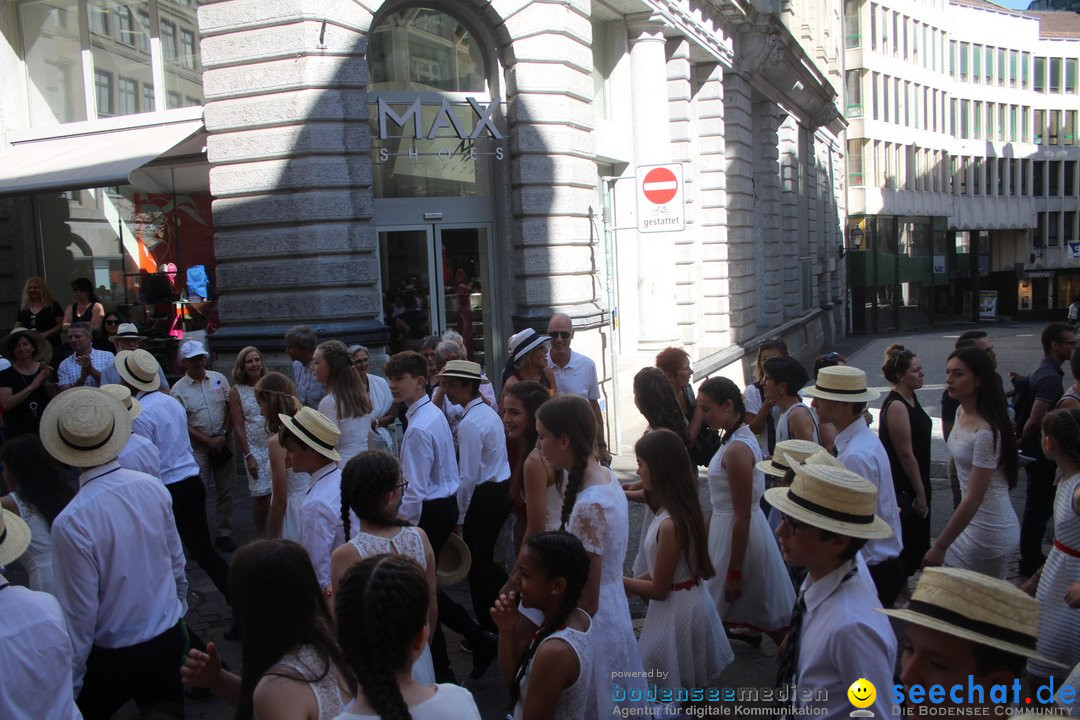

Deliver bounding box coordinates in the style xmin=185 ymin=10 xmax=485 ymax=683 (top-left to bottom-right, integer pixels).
xmin=549 ymin=331 xmax=572 ymax=339
xmin=397 ymin=480 xmax=409 ymax=491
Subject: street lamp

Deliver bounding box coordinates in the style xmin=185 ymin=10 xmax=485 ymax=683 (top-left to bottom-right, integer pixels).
xmin=840 ymin=226 xmax=864 ymax=260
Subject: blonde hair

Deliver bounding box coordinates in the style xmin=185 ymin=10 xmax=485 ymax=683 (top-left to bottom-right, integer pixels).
xmin=254 ymin=372 xmax=301 ymax=435
xmin=20 ymin=276 xmax=54 ymax=310
xmin=232 ymin=346 xmax=267 ymax=386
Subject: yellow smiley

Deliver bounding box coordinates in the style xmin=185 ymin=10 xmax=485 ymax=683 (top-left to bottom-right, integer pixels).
xmin=847 ymin=678 xmax=876 ymax=709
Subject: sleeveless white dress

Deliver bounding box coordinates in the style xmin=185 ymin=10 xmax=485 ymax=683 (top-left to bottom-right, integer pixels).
xmin=514 ymin=608 xmax=594 ymax=720
xmin=705 ymin=425 xmax=795 ymax=632
xmin=1031 ymin=472 xmax=1080 ymax=676
xmin=280 ymin=466 xmax=310 ymax=543
xmin=236 ymin=385 xmax=271 ymax=496
xmin=348 ymin=527 xmax=436 ymax=683
xmin=639 ymin=510 xmax=733 ymax=688
xmin=12 ymin=493 xmax=54 ymax=595
xmin=275 ymin=644 xmax=348 ymax=719
xmin=567 ymin=472 xmax=647 ymax=716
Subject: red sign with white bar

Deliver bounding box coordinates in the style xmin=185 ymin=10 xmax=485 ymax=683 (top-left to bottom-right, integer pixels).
xmin=636 ymin=163 xmax=685 ymax=233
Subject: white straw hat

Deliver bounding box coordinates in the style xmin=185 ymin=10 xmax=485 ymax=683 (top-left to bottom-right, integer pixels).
xmin=0 ymin=327 xmax=52 ymax=364
xmin=0 ymin=508 xmax=32 ymax=566
xmin=109 ymin=323 xmax=146 ymax=343
xmin=435 ymin=359 xmax=490 ymax=383
xmin=763 ymin=463 xmax=892 ymax=539
xmin=279 ymin=406 xmax=341 ymax=461
xmin=880 ymin=567 xmax=1063 ymax=665
xmin=756 ymin=439 xmax=826 ymax=478
xmin=437 ymin=532 xmax=472 ymax=586
xmin=100 ymin=383 xmax=142 ymax=420
xmin=508 ymin=329 xmax=551 ymax=368
xmin=40 ymin=387 xmax=132 ymax=467
xmin=115 ymin=349 xmax=161 ymax=393
xmin=801 ymin=365 xmax=880 ymax=403
xmin=799 ymin=449 xmax=845 ymax=470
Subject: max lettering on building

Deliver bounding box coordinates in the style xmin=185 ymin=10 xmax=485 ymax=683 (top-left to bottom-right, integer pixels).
xmin=376 ymin=96 xmax=506 ymax=161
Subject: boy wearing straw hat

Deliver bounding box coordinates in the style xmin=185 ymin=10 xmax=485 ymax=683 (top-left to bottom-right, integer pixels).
xmin=43 ymin=387 xmax=188 ymax=718
xmin=100 ymin=383 xmax=160 ymax=478
xmin=803 ymin=365 xmax=905 ymax=608
xmin=766 ymin=463 xmax=898 ymax=720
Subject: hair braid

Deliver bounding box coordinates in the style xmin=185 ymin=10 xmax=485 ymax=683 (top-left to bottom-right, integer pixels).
xmin=558 ymin=452 xmax=587 ymax=531
xmin=340 ymin=474 xmax=353 ymax=543
xmin=1043 ymin=408 xmax=1080 ymax=468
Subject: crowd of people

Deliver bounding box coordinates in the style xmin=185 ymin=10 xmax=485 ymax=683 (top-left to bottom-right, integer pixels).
xmin=2 ymin=277 xmax=1080 ymax=719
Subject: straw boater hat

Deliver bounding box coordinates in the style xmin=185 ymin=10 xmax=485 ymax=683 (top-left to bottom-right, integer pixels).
xmin=880 ymin=567 xmax=1064 ymax=665
xmin=508 ymin=329 xmax=551 ymax=368
xmin=100 ymin=384 xmax=142 ymax=421
xmin=109 ymin=322 xmax=146 ymax=344
xmin=114 ymin=349 xmax=161 ymax=393
xmin=798 ymin=449 xmax=845 ymax=470
xmin=0 ymin=507 xmax=32 ymax=566
xmin=437 ymin=532 xmax=472 ymax=586
xmin=756 ymin=439 xmax=826 ymax=478
xmin=801 ymin=365 xmax=880 ymax=403
xmin=279 ymin=406 xmax=341 ymax=462
xmin=763 ymin=463 xmax=892 ymax=539
xmin=39 ymin=387 xmax=132 ymax=467
xmin=0 ymin=327 xmax=52 ymax=364
xmin=435 ymin=359 xmax=490 ymax=384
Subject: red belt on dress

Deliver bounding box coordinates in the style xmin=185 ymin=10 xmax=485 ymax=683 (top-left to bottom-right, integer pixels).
xmin=671 ymin=578 xmax=699 ymax=591
xmin=1054 ymin=539 xmax=1080 ymax=558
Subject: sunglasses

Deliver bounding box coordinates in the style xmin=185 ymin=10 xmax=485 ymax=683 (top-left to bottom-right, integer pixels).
xmin=549 ymin=331 xmax=572 ymax=339
xmin=105 ymin=319 xmax=120 ymax=325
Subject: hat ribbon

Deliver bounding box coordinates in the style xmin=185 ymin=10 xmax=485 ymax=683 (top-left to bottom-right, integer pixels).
xmin=786 ymin=488 xmax=875 ymax=525
xmin=770 ymin=458 xmax=790 ymax=472
xmin=906 ymin=600 xmax=1037 ymax=650
xmin=124 ymin=355 xmax=154 ymax=382
xmin=58 ymin=417 xmax=116 ymax=452
xmin=292 ymin=418 xmax=336 ymax=451
xmin=815 ymin=384 xmax=869 ymax=395
xmin=0 ymin=527 xmax=6 ymax=544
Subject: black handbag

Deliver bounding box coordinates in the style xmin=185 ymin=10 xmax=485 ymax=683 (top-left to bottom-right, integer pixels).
xmin=208 ymin=437 xmax=233 ymax=466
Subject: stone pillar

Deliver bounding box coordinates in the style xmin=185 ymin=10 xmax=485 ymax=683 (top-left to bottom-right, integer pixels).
xmin=779 ymin=115 xmax=801 ymax=320
xmin=722 ymin=72 xmax=757 ymax=344
xmin=198 ymin=0 xmax=383 ymax=352
xmin=667 ymin=40 xmax=699 ymax=348
xmin=628 ymin=14 xmax=678 ymax=350
xmin=753 ymin=97 xmax=783 ymax=330
xmin=696 ymin=63 xmax=731 ymax=352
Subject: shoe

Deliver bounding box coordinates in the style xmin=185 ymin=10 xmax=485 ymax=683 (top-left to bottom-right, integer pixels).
xmin=725 ymin=627 xmax=763 ymax=647
xmin=469 ymin=630 xmax=498 ymax=680
xmin=215 ymin=537 xmax=236 ymax=553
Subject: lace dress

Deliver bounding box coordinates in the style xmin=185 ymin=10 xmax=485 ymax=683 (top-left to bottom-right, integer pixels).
xmin=945 ymin=411 xmax=1020 ymax=579
xmin=1031 ymin=472 xmax=1080 ymax=676
xmin=11 ymin=493 xmax=54 ymax=594
xmin=274 ymin=644 xmax=348 ymax=719
xmin=236 ymin=385 xmax=271 ymax=497
xmin=639 ymin=510 xmax=733 ymax=689
xmin=514 ymin=608 xmax=594 ymax=720
xmin=705 ymin=425 xmax=795 ymax=632
xmin=281 ymin=467 xmax=311 ymax=543
xmin=348 ymin=527 xmax=435 ymax=684
xmin=567 ymin=472 xmax=647 ymax=716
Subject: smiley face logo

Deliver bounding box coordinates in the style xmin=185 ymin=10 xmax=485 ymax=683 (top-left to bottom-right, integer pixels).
xmin=847 ymin=678 xmax=876 ymax=709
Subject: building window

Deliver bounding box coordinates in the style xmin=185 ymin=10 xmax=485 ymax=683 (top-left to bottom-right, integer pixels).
xmin=1010 ymin=50 xmax=1019 ymax=87
xmin=1066 ymin=110 xmax=1077 ymax=145
xmin=1021 ymin=159 xmax=1029 ymax=195
xmin=1050 ymin=58 xmax=1062 ymax=93
xmin=870 ymin=2 xmax=877 ymax=50
xmin=997 ymin=104 xmax=1005 ymax=142
xmin=973 ymin=158 xmax=983 ymax=195
xmin=1068 ymin=59 xmax=1077 ymax=94
xmin=882 ymin=75 xmax=890 ymax=122
xmin=1023 ymin=52 xmax=1031 ymax=88
xmin=893 ymin=77 xmax=900 ymax=124
xmin=1011 ymin=105 xmax=1018 ymax=142
xmin=1035 ymin=109 xmax=1045 ymax=144
xmin=89 ymin=1 xmax=108 ymax=35
xmin=167 ymin=90 xmax=181 ymax=108
xmin=1050 ymin=110 xmax=1060 ymax=145
xmin=998 ymin=48 xmax=1006 ymax=86
xmin=872 ymin=72 xmax=879 ymax=119
xmin=94 ymin=69 xmax=113 ymax=116
xmin=845 ymin=0 xmax=860 ymax=48
xmin=180 ymin=29 xmax=196 ymax=70
xmin=974 ymin=101 xmax=982 ymax=138
xmin=960 ymin=42 xmax=969 ymax=81
xmin=116 ymin=6 xmax=134 ymax=45
xmin=1065 ymin=212 xmax=1077 ymax=246
xmin=1034 ymin=161 xmax=1045 ymax=196
xmin=1066 ymin=161 xmax=1076 ymax=196
xmin=137 ymin=10 xmax=151 ymax=53
xmin=972 ymin=44 xmax=981 ymax=83
xmin=1013 ymin=159 xmax=1020 ymax=196
xmin=1035 ymin=56 xmax=1046 ymax=92
xmin=984 ymin=46 xmax=992 ymax=84
xmin=848 ymin=139 xmax=864 ymax=185
xmin=961 ymin=101 xmax=969 ymax=140
xmin=845 ymin=70 xmax=863 ymax=117
xmin=1050 ymin=161 xmax=1061 ymax=196
xmin=1036 ymin=212 xmax=1046 ymax=248
xmin=119 ymin=76 xmax=138 ymax=114
xmin=161 ymin=20 xmax=176 ymax=58
xmin=1049 ymin=211 xmax=1060 ymax=246
xmin=144 ymin=83 xmax=155 ymax=111
xmin=1023 ymin=107 xmax=1030 ymax=143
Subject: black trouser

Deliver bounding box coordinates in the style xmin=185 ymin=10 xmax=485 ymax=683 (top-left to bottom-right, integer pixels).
xmin=167 ymin=476 xmax=231 ymax=600
xmin=77 ymin=621 xmax=185 ymax=720
xmin=868 ymin=556 xmax=905 ymax=609
xmin=1020 ymin=460 xmax=1057 ymax=575
xmin=464 ymin=480 xmax=511 ymax=633
xmin=418 ymin=495 xmax=460 ymax=682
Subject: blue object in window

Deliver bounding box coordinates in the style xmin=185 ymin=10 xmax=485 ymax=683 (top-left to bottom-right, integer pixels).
xmin=187 ymin=265 xmax=210 ymax=300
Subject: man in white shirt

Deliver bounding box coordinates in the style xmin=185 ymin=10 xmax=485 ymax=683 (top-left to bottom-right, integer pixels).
xmin=765 ymin=463 xmax=897 ymax=720
xmin=172 ymin=340 xmax=236 ymax=551
xmin=546 ymin=313 xmax=610 ymax=464
xmin=116 ymin=349 xmax=231 ymax=600
xmin=101 ymin=383 xmax=160 ymax=477
xmin=285 ymin=325 xmax=324 ymax=409
xmin=42 ymin=387 xmax=188 ymax=718
xmin=804 ymin=365 xmax=905 ymax=608
xmin=99 ymin=323 xmax=170 ymax=391
xmin=57 ymin=322 xmax=115 ymax=389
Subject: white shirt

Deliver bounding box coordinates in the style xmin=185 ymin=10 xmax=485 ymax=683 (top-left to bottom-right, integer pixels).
xmin=133 ymin=390 xmax=201 ymax=485
xmin=57 ymin=348 xmax=115 ymax=388
xmin=834 ymin=420 xmax=904 ymax=565
xmin=0 ymin=575 xmax=81 ymax=720
xmin=792 ymin=560 xmax=897 ymax=720
xmin=455 ymin=397 xmax=511 ymax=523
xmin=300 ymin=463 xmax=358 ymax=589
xmin=51 ymin=462 xmax=188 ymax=690
xmin=319 ymin=393 xmax=372 ymax=467
xmin=101 ymin=363 xmax=169 ymax=391
xmin=400 ymin=397 xmax=461 ymax=525
xmin=117 ymin=432 xmax=161 ymax=478
xmin=172 ymin=370 xmax=231 ymax=435
xmin=548 ymin=350 xmax=600 ymax=400
xmin=293 ymin=359 xmax=325 ymax=409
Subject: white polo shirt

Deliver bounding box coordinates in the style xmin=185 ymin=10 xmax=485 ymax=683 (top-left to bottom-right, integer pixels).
xmin=834 ymin=420 xmax=904 ymax=565
xmin=548 ymin=350 xmax=600 ymax=400
xmin=455 ymin=397 xmax=511 ymax=522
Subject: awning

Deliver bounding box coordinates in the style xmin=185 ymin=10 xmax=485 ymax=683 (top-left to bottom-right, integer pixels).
xmin=0 ymin=118 xmax=205 ymax=196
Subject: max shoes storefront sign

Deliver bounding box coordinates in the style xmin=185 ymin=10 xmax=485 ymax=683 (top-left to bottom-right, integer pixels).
xmin=376 ymin=97 xmax=506 ymax=161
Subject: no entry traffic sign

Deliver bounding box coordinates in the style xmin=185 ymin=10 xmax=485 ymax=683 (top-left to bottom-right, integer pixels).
xmin=636 ymin=163 xmax=685 ymax=233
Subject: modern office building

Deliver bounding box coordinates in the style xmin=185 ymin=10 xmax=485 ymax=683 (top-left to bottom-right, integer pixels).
xmin=844 ymin=0 xmax=1080 ymax=330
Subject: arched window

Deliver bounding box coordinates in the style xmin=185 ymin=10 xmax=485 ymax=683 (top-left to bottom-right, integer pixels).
xmin=369 ymin=8 xmax=487 ymax=94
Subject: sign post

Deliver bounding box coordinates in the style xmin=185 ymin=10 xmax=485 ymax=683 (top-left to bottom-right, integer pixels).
xmin=636 ymin=163 xmax=685 ymax=233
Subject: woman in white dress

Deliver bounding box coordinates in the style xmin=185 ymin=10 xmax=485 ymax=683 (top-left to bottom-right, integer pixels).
xmin=229 ymin=346 xmax=271 ymax=536
xmin=924 ymin=347 xmax=1019 ymax=578
xmin=536 ymin=394 xmax=647 ymax=717
xmin=0 ymin=435 xmax=74 ymax=594
xmin=349 ymin=345 xmax=395 ymax=453
xmin=313 ymin=340 xmax=374 ymax=467
xmin=698 ymin=377 xmax=795 ymax=646
xmin=255 ymin=372 xmax=310 ymax=541
xmin=330 ymin=450 xmax=437 ymax=684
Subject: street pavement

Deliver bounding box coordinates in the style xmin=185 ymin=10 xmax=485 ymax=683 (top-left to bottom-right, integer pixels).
xmin=146 ymin=320 xmax=1060 ymax=719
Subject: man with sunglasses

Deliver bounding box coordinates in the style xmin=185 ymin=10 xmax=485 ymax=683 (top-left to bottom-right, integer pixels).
xmin=546 ymin=313 xmax=610 ymax=464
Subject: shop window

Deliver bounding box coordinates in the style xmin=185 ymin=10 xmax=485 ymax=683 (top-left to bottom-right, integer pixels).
xmin=18 ymin=0 xmax=87 ymax=125
xmin=1035 ymin=56 xmax=1046 ymax=92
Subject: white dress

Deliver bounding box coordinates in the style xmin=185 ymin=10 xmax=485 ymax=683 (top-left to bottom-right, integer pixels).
xmin=275 ymin=644 xmax=348 ymax=719
xmin=334 ymin=684 xmax=480 ymax=720
xmin=1031 ymin=472 xmax=1080 ymax=676
xmin=318 ymin=393 xmax=374 ymax=467
xmin=639 ymin=510 xmax=733 ymax=688
xmin=366 ymin=374 xmax=395 ymax=452
xmin=945 ymin=412 xmax=1019 ymax=579
xmin=236 ymin=385 xmax=272 ymax=497
xmin=514 ymin=608 xmax=594 ymax=720
xmin=567 ymin=472 xmax=647 ymax=716
xmin=281 ymin=467 xmax=311 ymax=543
xmin=12 ymin=493 xmax=54 ymax=595
xmin=348 ymin=527 xmax=436 ymax=684
xmin=705 ymin=425 xmax=795 ymax=632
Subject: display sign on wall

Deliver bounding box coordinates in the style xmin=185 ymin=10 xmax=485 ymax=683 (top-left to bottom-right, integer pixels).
xmin=979 ymin=290 xmax=998 ymax=319
xmin=1069 ymin=242 xmax=1080 ymax=260
xmin=636 ymin=163 xmax=685 ymax=233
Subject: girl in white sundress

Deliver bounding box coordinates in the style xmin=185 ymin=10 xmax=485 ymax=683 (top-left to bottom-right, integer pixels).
xmin=313 ymin=341 xmax=375 ymax=467
xmin=535 ymin=395 xmax=647 ymax=717
xmin=699 ymin=377 xmax=795 ymax=647
xmin=255 ymin=372 xmax=310 ymax=541
xmin=492 ymin=530 xmax=593 ymax=720
xmin=624 ymin=429 xmax=733 ymax=693
xmin=229 ymin=346 xmax=271 ymax=536
xmin=330 ymin=450 xmax=438 ymax=684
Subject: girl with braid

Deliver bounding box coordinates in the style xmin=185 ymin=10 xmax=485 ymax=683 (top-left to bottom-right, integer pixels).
xmin=491 ymin=531 xmax=593 ymax=720
xmin=699 ymin=377 xmax=794 ymax=647
xmin=334 ymin=554 xmax=481 ymax=719
xmin=624 ymin=429 xmax=733 ymax=692
xmin=180 ymin=540 xmax=354 ymax=719
xmin=329 ymin=451 xmax=438 ymax=684
xmin=1026 ymin=408 xmax=1080 ymax=693
xmin=535 ymin=394 xmax=646 ymax=716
